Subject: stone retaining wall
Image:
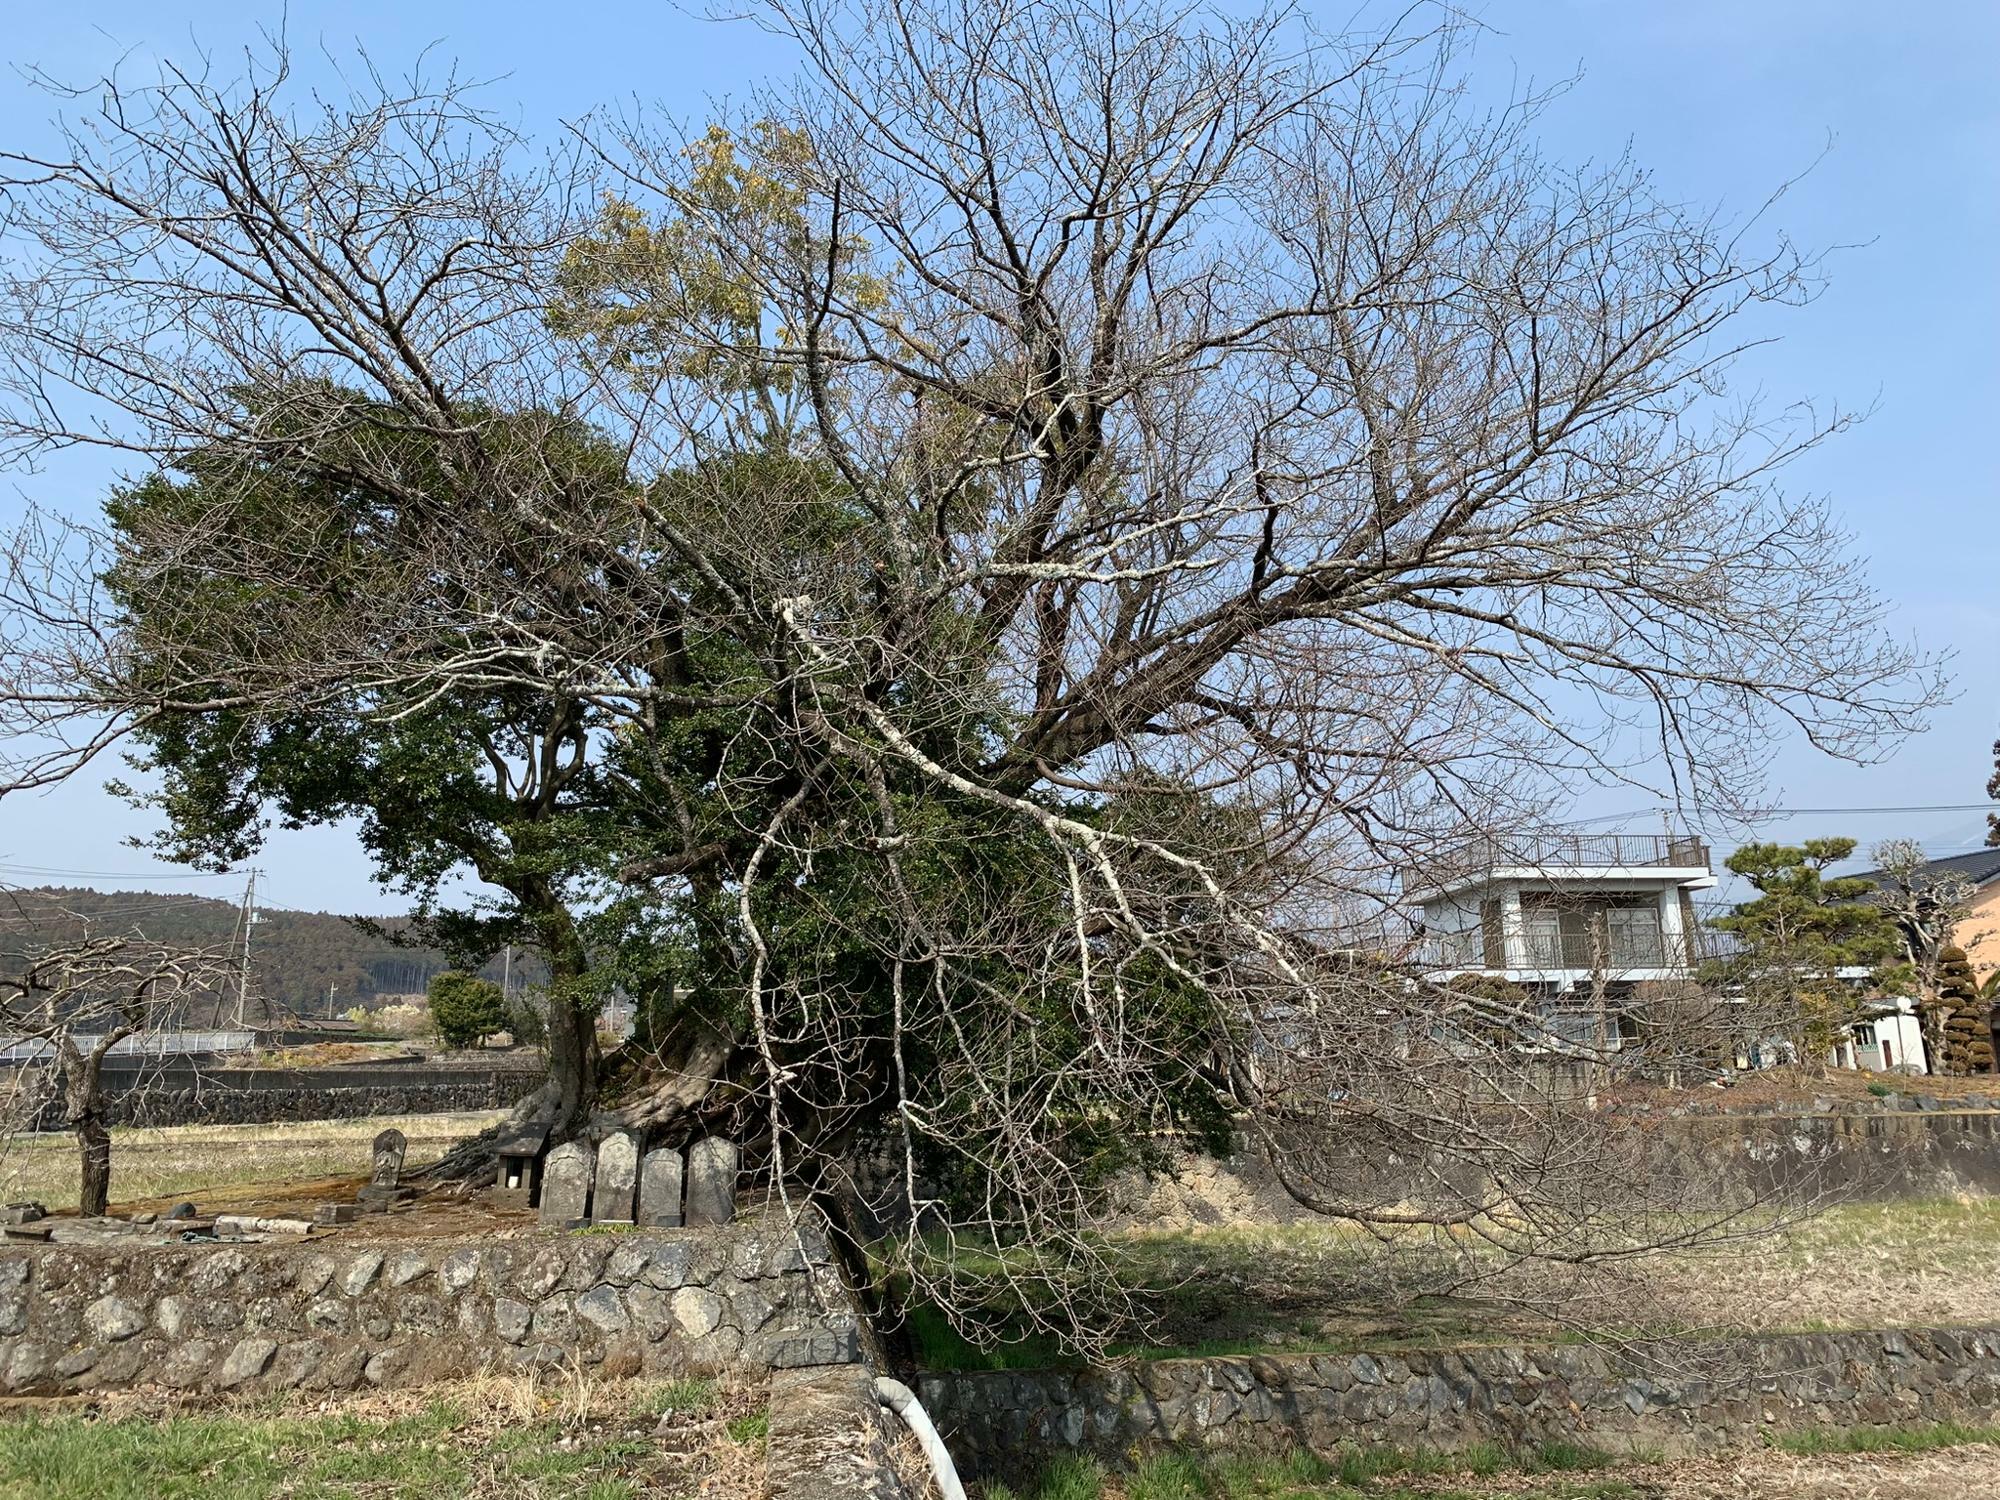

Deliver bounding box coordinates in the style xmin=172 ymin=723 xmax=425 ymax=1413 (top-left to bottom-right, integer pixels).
xmin=1108 ymin=1111 xmax=2000 ymax=1234
xmin=0 ymin=1220 xmax=861 ymax=1397
xmin=767 ymin=1365 xmax=918 ymax=1500
xmin=919 ymin=1327 xmax=2000 ymax=1481
xmin=16 ymin=1072 xmax=545 ymax=1130
xmin=1685 ymin=1110 xmax=2000 ymax=1199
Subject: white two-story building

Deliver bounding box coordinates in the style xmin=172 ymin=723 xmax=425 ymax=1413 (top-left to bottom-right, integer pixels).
xmin=1405 ymin=831 xmax=1717 ymax=996
xmin=1401 ymin=829 xmax=1924 ymax=1072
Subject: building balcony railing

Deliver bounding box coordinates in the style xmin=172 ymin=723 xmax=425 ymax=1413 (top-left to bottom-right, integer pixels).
xmin=1411 ymin=832 xmax=1710 ymax=890
xmin=1410 ymin=923 xmax=1740 ymax=974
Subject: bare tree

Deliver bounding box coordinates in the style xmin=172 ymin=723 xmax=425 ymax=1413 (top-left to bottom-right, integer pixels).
xmin=0 ymin=896 xmax=236 ymax=1214
xmin=1868 ymin=838 xmax=1977 ymax=1072
xmin=0 ymin=3 xmax=1945 ymax=1345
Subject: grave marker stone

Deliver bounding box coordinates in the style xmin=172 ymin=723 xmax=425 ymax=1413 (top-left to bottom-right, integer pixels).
xmin=592 ymin=1132 xmax=640 ymax=1224
xmin=639 ymin=1148 xmax=684 ymax=1227
xmin=684 ymin=1138 xmax=739 ymax=1227
xmin=539 ymin=1139 xmax=595 ymax=1226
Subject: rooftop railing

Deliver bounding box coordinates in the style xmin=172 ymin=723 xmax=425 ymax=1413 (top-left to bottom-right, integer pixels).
xmin=1411 ymin=832 xmax=1710 ymax=890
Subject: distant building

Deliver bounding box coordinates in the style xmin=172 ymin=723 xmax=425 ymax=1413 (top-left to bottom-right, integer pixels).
xmin=1399 ymin=830 xmax=1931 ymax=1074
xmin=1406 ymin=831 xmax=1716 ymax=985
xmin=1852 ymin=846 xmax=2000 ymax=980
xmin=1397 ymin=831 xmax=1716 ymax=1051
xmin=1841 ymin=998 xmax=1926 ymax=1075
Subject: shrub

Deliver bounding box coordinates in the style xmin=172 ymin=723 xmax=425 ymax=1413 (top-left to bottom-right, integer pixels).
xmin=428 ymin=971 xmax=507 ymax=1049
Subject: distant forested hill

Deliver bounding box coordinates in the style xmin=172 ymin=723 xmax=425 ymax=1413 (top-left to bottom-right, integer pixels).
xmin=0 ymin=887 xmax=536 ymax=1019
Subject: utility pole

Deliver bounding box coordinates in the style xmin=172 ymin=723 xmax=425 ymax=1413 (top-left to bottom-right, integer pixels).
xmin=502 ymin=944 xmax=513 ymax=1003
xmin=233 ymin=867 xmax=258 ymax=1029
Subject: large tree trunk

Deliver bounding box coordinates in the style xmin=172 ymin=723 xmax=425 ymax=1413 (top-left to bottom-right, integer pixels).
xmin=421 ymin=1012 xmax=739 ymax=1185
xmin=543 ymin=978 xmax=600 ymax=1131
xmin=76 ymin=1112 xmax=112 ymax=1218
xmin=59 ymin=1044 xmax=115 ymax=1217
xmin=523 ymin=881 xmax=599 ymax=1136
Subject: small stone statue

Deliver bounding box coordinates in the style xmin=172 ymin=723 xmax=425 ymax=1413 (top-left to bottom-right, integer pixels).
xmin=357 ymin=1127 xmax=412 ymax=1211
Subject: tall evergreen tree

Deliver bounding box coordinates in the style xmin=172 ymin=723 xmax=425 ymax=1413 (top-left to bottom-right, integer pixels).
xmin=1709 ymin=839 xmax=1903 ymax=1065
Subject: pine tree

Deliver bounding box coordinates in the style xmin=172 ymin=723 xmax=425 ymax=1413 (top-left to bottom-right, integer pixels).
xmin=1929 ymin=946 xmax=1996 ymax=1075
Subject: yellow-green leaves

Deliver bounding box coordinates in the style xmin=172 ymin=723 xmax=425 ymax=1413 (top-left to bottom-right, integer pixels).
xmin=547 ymin=124 xmax=887 ymax=399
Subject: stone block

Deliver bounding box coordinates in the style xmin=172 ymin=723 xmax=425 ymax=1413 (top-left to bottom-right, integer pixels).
xmin=639 ymin=1149 xmax=684 ymax=1228
xmin=492 ymin=1297 xmax=532 ymax=1345
xmin=83 ymin=1296 xmax=145 ymax=1343
xmin=685 ymin=1139 xmax=739 ymax=1227
xmin=340 ymin=1251 xmax=385 ymax=1297
xmin=577 ymin=1284 xmax=628 ymax=1334
xmin=440 ymin=1248 xmax=482 ymax=1293
xmin=155 ymin=1294 xmax=192 ymax=1340
xmin=385 ymin=1251 xmax=430 ymax=1288
xmin=540 ymin=1140 xmax=594 ymax=1226
xmin=592 ymin=1133 xmax=640 ymax=1225
xmin=671 ymin=1286 xmax=723 ymax=1338
xmin=754 ymin=1322 xmax=864 ymax=1371
xmin=515 ymin=1247 xmax=566 ymax=1299
xmin=295 ymin=1256 xmax=336 ymax=1297
xmin=218 ymin=1336 xmax=277 ymax=1387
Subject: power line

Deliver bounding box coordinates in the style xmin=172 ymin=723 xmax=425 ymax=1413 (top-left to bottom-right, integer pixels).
xmin=0 ymin=861 xmax=241 ymax=882
xmin=1574 ymin=803 xmax=2000 ymax=827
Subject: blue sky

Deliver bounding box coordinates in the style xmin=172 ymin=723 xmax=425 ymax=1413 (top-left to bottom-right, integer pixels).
xmin=0 ymin=1 xmax=1995 ymax=912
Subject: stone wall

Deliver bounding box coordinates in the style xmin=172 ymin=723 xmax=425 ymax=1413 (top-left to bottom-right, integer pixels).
xmin=919 ymin=1327 xmax=2000 ymax=1481
xmin=1678 ymin=1109 xmax=2000 ymax=1200
xmin=98 ymin=1078 xmax=542 ymax=1128
xmin=0 ymin=1220 xmax=861 ymax=1397
xmin=16 ymin=1068 xmax=545 ymax=1130
xmin=768 ymin=1364 xmax=918 ymax=1500
xmin=1108 ymin=1108 xmax=2000 ymax=1233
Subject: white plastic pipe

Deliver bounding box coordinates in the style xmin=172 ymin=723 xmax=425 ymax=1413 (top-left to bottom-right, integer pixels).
xmin=874 ymin=1376 xmax=967 ymax=1500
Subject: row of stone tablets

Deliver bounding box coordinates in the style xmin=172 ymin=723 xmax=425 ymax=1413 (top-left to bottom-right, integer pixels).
xmin=538 ymin=1135 xmax=740 ymax=1229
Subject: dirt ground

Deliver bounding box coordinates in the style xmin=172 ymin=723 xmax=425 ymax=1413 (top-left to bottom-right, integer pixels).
xmin=0 ymin=1111 xmax=504 ymax=1219
xmin=1407 ymin=1444 xmax=2000 ymax=1499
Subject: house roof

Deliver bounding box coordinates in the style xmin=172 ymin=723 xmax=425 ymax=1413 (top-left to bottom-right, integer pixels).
xmin=1851 ymin=847 xmax=2000 ymax=891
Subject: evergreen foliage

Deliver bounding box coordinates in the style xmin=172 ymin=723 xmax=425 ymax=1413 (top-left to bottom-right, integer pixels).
xmin=428 ymin=970 xmax=508 ymax=1049
xmin=1707 ymin=839 xmax=1902 ymax=1062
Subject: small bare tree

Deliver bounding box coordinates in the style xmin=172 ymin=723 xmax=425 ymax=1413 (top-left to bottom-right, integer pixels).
xmin=0 ymin=898 xmax=235 ymax=1214
xmin=1869 ymin=838 xmax=1978 ymax=1072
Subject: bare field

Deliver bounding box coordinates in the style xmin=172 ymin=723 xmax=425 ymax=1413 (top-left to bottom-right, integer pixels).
xmin=1648 ymin=1199 xmax=2000 ymax=1336
xmin=0 ymin=1111 xmax=502 ymax=1214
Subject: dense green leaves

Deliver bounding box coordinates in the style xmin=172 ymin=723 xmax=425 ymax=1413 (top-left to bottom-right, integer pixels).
xmin=1707 ymin=839 xmax=1904 ymax=1059
xmin=428 ymin=971 xmax=508 ymax=1049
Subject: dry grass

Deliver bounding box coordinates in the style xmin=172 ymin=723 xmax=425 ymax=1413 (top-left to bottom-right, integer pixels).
xmin=913 ymin=1198 xmax=2000 ymax=1371
xmin=0 ymin=1111 xmax=502 ymax=1214
xmin=0 ymin=1368 xmax=773 ymax=1499
xmin=1393 ymin=1443 xmax=2000 ymax=1499
xmin=998 ymin=1436 xmax=2000 ymax=1499
xmin=1641 ymin=1198 xmax=2000 ymax=1336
